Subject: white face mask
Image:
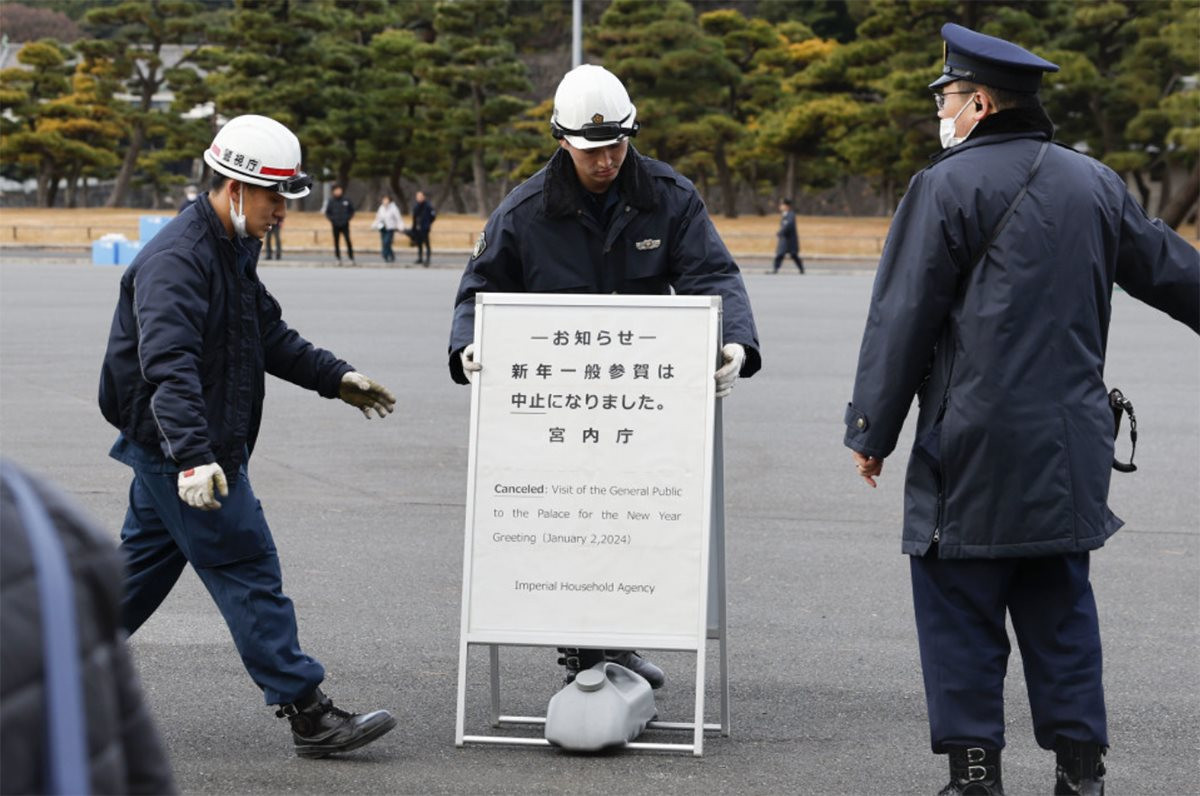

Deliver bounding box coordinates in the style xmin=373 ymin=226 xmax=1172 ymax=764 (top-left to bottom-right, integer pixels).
xmin=939 ymin=94 xmax=978 ymax=149
xmin=229 ymin=187 xmax=248 ymax=238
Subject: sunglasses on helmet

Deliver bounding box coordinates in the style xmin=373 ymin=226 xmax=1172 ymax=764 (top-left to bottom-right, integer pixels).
xmin=267 ymin=173 xmax=312 ymax=194
xmin=553 ymin=112 xmax=640 ymax=142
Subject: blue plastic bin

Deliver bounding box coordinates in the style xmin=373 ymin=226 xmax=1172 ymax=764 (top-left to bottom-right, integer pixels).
xmin=116 ymin=240 xmax=143 ymax=266
xmin=139 ymin=215 xmax=170 ymax=243
xmin=91 ymin=240 xmax=119 ymax=266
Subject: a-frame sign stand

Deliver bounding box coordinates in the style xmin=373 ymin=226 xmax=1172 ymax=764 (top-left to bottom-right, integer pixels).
xmin=452 ymin=294 xmax=730 ymax=756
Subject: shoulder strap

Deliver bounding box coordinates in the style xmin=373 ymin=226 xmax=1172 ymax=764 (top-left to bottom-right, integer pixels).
xmin=1 ymin=464 xmax=90 ymax=796
xmin=964 ymin=140 xmax=1051 ymax=278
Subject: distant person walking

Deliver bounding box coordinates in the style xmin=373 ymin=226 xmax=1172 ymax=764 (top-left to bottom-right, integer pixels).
xmin=178 ymin=184 xmax=199 ymax=214
xmin=325 ymin=185 xmax=356 ymax=266
xmin=411 ymin=190 xmax=435 ymax=266
xmin=265 ymin=215 xmax=283 ymax=260
xmin=372 ymin=195 xmax=404 ymax=264
xmin=772 ymin=198 xmax=804 ymax=274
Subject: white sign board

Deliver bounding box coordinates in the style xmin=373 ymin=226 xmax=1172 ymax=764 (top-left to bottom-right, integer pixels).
xmin=459 ymin=294 xmax=721 ymax=651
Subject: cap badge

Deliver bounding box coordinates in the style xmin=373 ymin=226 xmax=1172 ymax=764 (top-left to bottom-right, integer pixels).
xmin=591 ymin=113 xmax=604 ymax=124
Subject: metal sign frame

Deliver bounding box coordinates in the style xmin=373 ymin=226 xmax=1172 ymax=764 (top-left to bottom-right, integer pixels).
xmin=453 ymin=293 xmax=729 ymax=756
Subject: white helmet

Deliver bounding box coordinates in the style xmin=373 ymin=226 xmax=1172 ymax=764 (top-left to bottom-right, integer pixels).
xmin=203 ymin=114 xmax=312 ymax=198
xmin=551 ymin=64 xmax=639 ymax=150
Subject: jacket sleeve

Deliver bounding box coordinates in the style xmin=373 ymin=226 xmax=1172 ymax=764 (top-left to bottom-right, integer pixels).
xmin=131 ymin=253 xmax=215 ymax=468
xmin=667 ymin=189 xmax=763 ymax=377
xmin=844 ymin=171 xmax=960 ymax=459
xmin=447 ymin=212 xmax=524 ymax=384
xmin=1115 ymin=191 xmax=1200 ymax=334
xmin=258 ymin=286 xmax=353 ymax=397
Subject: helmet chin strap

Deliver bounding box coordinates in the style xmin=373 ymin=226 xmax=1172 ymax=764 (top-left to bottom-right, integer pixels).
xmin=229 ymin=184 xmax=249 ymax=238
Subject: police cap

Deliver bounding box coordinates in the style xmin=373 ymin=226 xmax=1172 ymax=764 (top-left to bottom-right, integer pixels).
xmin=929 ymin=23 xmax=1059 ymax=94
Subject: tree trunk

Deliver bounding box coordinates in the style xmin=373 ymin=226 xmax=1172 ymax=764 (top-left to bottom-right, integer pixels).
xmin=36 ymin=164 xmax=51 ymax=207
xmin=715 ymin=142 xmax=737 ymax=218
xmin=1160 ymin=163 xmax=1199 ymax=230
xmin=471 ymin=85 xmax=488 ymax=217
xmin=106 ymin=121 xmax=144 ymax=207
xmin=65 ymin=170 xmax=79 ymax=208
xmin=785 ymin=152 xmax=796 ymax=204
xmin=1131 ymin=169 xmax=1151 ymax=209
xmin=45 ymin=166 xmax=60 ymax=208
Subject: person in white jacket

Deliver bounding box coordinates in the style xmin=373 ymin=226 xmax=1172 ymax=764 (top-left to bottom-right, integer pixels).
xmin=372 ymin=195 xmax=405 ymax=264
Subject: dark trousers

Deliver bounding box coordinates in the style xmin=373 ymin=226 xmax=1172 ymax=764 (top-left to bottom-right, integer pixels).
xmin=412 ymin=230 xmax=430 ymax=263
xmin=264 ymin=225 xmax=282 ymax=260
xmin=331 ymin=224 xmax=354 ymax=261
xmin=379 ymin=229 xmax=396 ymax=262
xmin=118 ymin=466 xmax=324 ymax=705
xmin=773 ymin=251 xmax=804 ymax=273
xmin=910 ymin=552 xmax=1107 ymax=753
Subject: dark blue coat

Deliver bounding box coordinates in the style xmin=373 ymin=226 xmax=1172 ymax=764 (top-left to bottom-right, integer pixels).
xmin=448 ymin=146 xmax=762 ymax=384
xmin=412 ymin=199 xmax=436 ymax=234
xmin=99 ymin=195 xmax=352 ymax=474
xmin=844 ymin=109 xmax=1199 ymax=559
xmin=775 ymin=209 xmax=799 ymax=255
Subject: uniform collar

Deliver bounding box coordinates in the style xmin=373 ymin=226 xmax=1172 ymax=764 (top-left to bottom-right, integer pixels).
xmin=931 ymin=106 xmax=1054 ymax=164
xmin=543 ymin=145 xmax=657 ymax=219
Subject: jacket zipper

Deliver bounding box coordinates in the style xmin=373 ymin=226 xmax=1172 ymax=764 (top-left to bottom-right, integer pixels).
xmin=933 ymin=486 xmax=943 ymax=544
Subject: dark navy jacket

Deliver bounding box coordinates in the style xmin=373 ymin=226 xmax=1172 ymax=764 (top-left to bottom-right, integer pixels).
xmin=99 ymin=195 xmax=352 ymax=474
xmin=324 ymin=195 xmax=354 ymax=227
xmin=844 ymin=109 xmax=1199 ymax=559
xmin=412 ymin=199 xmax=436 ymax=234
xmin=776 ymin=209 xmax=799 ymax=255
xmin=448 ymin=146 xmax=762 ymax=384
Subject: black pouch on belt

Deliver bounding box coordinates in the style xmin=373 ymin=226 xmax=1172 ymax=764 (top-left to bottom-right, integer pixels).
xmin=1109 ymin=388 xmax=1137 ymax=473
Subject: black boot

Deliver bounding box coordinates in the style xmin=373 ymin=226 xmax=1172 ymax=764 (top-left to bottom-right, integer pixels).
xmin=937 ymin=746 xmax=1004 ymax=796
xmin=275 ymin=687 xmax=397 ymax=759
xmin=606 ymin=650 xmax=666 ymax=689
xmin=556 ymin=647 xmax=604 ymax=685
xmin=1054 ymin=739 xmax=1106 ymax=795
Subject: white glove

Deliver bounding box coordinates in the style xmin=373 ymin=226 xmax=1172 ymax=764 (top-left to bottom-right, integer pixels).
xmin=714 ymin=343 xmax=746 ymax=399
xmin=177 ymin=462 xmax=228 ymax=511
xmin=339 ymin=371 xmax=396 ymax=419
xmin=461 ymin=344 xmax=482 ymax=378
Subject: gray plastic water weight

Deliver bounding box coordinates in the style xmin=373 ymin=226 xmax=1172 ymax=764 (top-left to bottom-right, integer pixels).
xmin=544 ymin=661 xmax=657 ymax=751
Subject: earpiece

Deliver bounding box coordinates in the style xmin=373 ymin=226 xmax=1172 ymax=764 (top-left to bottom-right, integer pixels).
xmin=974 ymin=100 xmax=982 ymax=112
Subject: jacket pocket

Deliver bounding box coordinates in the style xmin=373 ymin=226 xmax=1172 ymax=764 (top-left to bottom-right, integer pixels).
xmin=166 ymin=467 xmax=275 ymax=567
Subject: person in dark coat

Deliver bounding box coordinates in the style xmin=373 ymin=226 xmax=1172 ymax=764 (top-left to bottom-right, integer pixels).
xmin=177 ymin=184 xmax=199 ymax=214
xmin=772 ymin=198 xmax=804 ymax=274
xmin=1 ymin=459 xmax=177 ymax=795
xmin=448 ymin=64 xmax=762 ymax=690
xmin=844 ymin=25 xmax=1199 ymax=796
xmin=324 ymin=184 xmax=356 ymax=266
xmin=98 ymin=115 xmax=399 ymax=759
xmin=410 ymin=190 xmax=435 ymax=266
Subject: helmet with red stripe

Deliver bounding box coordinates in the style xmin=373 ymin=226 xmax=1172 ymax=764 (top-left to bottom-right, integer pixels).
xmin=203 ymin=114 xmax=312 ymax=198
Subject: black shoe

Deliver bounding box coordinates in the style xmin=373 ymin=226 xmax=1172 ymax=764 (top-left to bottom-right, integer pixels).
xmin=938 ymin=746 xmax=1004 ymax=796
xmin=1054 ymin=739 xmax=1106 ymax=795
xmin=276 ymin=687 xmax=397 ymax=759
xmin=606 ymin=650 xmax=666 ymax=689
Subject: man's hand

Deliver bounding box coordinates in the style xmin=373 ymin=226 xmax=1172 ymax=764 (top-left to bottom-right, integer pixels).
xmin=852 ymin=451 xmax=884 ymax=488
xmin=714 ymin=343 xmax=746 ymax=399
xmin=460 ymin=344 xmax=482 ymax=380
xmin=339 ymin=371 xmax=396 ymax=419
xmin=178 ymin=463 xmax=229 ymax=511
